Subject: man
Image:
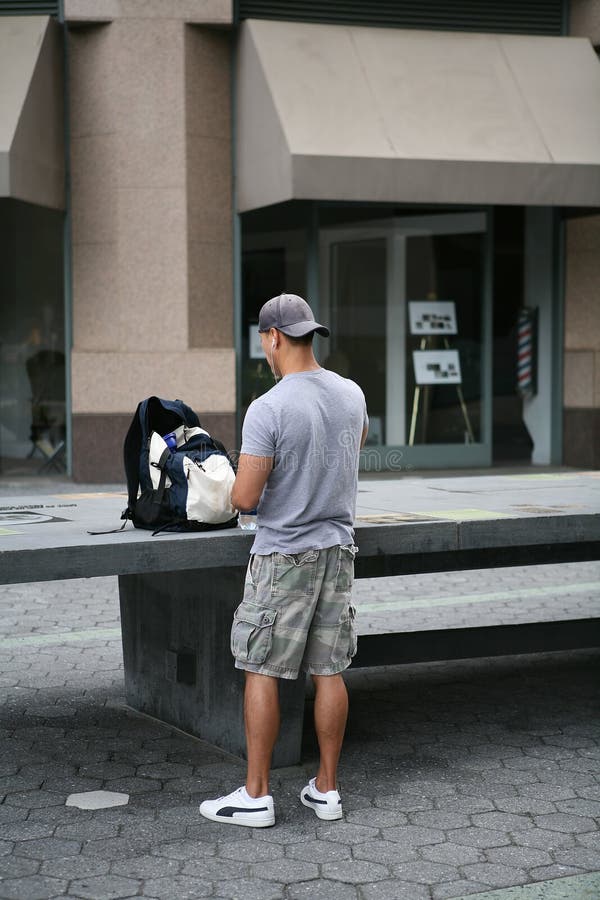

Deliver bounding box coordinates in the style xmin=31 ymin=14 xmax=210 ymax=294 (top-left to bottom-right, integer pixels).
xmin=200 ymin=293 xmax=368 ymax=828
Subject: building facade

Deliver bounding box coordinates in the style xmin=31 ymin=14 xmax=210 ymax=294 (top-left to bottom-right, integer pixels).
xmin=1 ymin=0 xmax=599 ymax=480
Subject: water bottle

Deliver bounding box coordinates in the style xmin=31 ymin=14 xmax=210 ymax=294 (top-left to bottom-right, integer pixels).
xmin=238 ymin=508 xmax=258 ymax=531
xmin=163 ymin=431 xmax=178 ymax=451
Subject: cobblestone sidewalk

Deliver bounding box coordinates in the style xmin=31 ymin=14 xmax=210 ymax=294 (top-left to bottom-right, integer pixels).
xmin=0 ymin=564 xmax=599 ymax=900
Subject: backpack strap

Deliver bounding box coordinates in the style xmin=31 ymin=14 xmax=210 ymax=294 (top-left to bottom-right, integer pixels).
xmin=123 ymin=400 xmax=145 ymax=511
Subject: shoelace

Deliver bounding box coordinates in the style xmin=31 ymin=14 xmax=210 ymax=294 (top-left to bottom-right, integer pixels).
xmin=215 ymin=787 xmax=244 ymax=803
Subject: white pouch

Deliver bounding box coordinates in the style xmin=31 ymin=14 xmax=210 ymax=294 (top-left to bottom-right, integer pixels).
xmin=183 ymin=453 xmax=236 ymax=524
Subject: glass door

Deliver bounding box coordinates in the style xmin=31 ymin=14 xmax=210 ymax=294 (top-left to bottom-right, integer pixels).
xmin=320 ymin=212 xmax=491 ymax=470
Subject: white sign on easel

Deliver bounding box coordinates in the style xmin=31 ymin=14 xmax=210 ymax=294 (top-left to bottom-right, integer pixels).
xmin=413 ymin=350 xmax=462 ymax=385
xmin=249 ymin=324 xmax=263 ymax=360
xmin=409 ymin=301 xmax=457 ymax=335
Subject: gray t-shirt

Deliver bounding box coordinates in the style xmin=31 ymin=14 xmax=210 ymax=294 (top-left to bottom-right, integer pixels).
xmin=240 ymin=367 xmax=368 ymax=555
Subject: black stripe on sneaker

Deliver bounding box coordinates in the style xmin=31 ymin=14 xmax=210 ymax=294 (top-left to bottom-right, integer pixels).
xmin=303 ymin=792 xmax=327 ymax=805
xmin=217 ymin=806 xmax=269 ymax=817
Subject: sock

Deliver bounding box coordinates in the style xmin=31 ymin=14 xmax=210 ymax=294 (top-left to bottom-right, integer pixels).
xmin=312 ymin=778 xmax=331 ymax=797
xmin=242 ymin=786 xmax=268 ymax=803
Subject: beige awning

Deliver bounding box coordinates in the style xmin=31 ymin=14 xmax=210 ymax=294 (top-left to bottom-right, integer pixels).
xmin=236 ymin=19 xmax=600 ymax=212
xmin=0 ymin=16 xmax=64 ymax=210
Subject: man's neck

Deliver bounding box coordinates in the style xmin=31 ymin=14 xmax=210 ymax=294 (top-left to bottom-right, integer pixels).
xmin=278 ymin=352 xmax=321 ymax=377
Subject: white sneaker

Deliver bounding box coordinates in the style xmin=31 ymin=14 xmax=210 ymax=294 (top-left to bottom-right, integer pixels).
xmin=300 ymin=777 xmax=343 ymax=820
xmin=199 ymin=786 xmax=275 ymax=828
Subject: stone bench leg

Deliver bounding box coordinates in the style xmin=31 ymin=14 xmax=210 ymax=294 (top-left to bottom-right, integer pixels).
xmin=118 ymin=568 xmax=307 ymax=767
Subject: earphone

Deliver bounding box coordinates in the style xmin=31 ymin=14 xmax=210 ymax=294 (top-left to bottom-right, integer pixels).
xmin=269 ymin=337 xmax=279 ymax=383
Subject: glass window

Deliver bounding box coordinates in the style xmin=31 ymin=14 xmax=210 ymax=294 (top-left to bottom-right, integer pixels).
xmin=241 ymin=208 xmax=307 ymax=416
xmin=0 ymin=200 xmax=65 ymax=477
xmin=320 ymin=212 xmax=486 ymax=453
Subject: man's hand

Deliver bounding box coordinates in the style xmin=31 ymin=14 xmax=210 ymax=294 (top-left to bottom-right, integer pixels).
xmin=231 ymin=454 xmax=273 ymax=512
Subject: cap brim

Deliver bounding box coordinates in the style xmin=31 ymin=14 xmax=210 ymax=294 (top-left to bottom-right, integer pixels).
xmin=279 ymin=321 xmax=330 ymax=338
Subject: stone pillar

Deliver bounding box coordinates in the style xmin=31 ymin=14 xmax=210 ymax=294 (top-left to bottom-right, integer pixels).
xmin=65 ymin=1 xmax=235 ymax=481
xmin=563 ymin=216 xmax=600 ymax=468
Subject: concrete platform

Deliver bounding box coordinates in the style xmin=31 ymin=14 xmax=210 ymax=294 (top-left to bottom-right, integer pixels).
xmin=0 ymin=471 xmax=599 ymax=584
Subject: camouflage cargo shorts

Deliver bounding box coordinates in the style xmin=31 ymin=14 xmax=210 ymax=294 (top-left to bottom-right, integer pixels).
xmin=230 ymin=544 xmax=358 ymax=679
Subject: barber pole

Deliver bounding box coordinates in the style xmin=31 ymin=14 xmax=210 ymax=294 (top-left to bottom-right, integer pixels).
xmin=517 ymin=308 xmax=536 ymax=397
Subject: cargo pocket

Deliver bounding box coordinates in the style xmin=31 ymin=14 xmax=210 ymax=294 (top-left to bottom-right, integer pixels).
xmin=331 ymin=602 xmax=357 ymax=663
xmin=230 ymin=601 xmax=277 ymax=665
xmin=335 ymin=544 xmax=358 ymax=593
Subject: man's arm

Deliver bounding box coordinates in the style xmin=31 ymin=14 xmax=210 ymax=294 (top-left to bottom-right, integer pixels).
xmin=360 ymin=425 xmax=368 ymax=449
xmin=231 ymin=453 xmax=273 ymax=512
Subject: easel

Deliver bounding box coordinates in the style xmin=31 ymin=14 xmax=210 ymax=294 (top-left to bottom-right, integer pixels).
xmin=408 ymin=334 xmax=475 ymax=446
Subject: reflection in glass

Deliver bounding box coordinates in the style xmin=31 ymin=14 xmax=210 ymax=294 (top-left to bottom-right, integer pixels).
xmin=0 ymin=200 xmax=65 ymax=476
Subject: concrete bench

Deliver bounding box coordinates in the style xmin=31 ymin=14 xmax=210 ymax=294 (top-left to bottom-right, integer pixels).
xmin=1 ymin=471 xmax=599 ymax=766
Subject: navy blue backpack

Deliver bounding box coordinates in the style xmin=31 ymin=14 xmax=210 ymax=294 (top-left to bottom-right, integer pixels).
xmin=121 ymin=396 xmax=238 ymax=534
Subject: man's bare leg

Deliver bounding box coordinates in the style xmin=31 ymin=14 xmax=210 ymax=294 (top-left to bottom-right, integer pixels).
xmin=312 ymin=673 xmax=348 ymax=793
xmin=244 ymin=672 xmax=280 ymax=798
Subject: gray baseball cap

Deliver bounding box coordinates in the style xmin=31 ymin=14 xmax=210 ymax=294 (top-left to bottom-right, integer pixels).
xmin=258 ymin=293 xmax=330 ymax=338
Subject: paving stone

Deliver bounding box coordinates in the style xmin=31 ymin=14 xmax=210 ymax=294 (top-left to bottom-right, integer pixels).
xmin=40 ymin=857 xmax=112 ymax=879
xmin=409 ymin=810 xmax=471 ymax=830
xmin=321 ymin=859 xmax=390 ymax=883
xmin=485 ymin=844 xmax=552 ymax=867
xmin=448 ymin=827 xmax=511 ymax=849
xmin=471 ymin=811 xmax=533 ymax=831
xmin=576 ymin=830 xmax=600 ymax=850
xmin=0 ymin=776 xmax=44 ymax=794
xmin=101 ymin=779 xmax=161 ymax=796
xmin=360 ymin=879 xmax=430 ymax=900
xmin=352 ymin=840 xmax=418 ymax=866
xmin=345 ymin=808 xmax=408 ymax=828
xmin=182 ymin=857 xmax=250 ymax=880
xmin=287 ymin=879 xmax=358 ymax=900
xmin=110 ymin=855 xmax=182 ymax=879
xmin=0 ymin=855 xmax=41 ymax=877
xmin=0 ymin=873 xmax=68 ymax=899
xmin=511 ymin=827 xmax=576 ymax=851
xmin=0 ymin=823 xmax=55 ymax=842
xmin=13 ymin=837 xmax=82 ymax=860
xmin=316 ymin=823 xmax=379 ymax=844
xmin=556 ymin=797 xmax=600 ymax=817
xmin=553 ymin=847 xmax=600 ymax=869
xmin=69 ymin=874 xmax=141 ymax=899
xmin=149 ymin=838 xmax=217 ymax=860
xmin=435 ymin=797 xmax=495 ymax=816
xmin=379 ymin=825 xmax=444 ymax=847
xmin=219 ymin=840 xmax=283 ymax=862
xmin=529 ymin=864 xmax=586 ymax=880
xmin=456 ymin=782 xmax=518 ymax=800
xmin=372 ymin=794 xmax=434 ymax=813
xmin=493 ymin=796 xmax=557 ymax=815
xmin=249 ymin=858 xmax=319 ymax=883
xmin=421 ymin=841 xmax=484 ymax=866
xmin=0 ymin=805 xmax=29 ymax=823
xmin=393 ymin=859 xmax=461 ymax=885
xmin=155 ymin=805 xmax=213 ymax=827
xmin=81 ymin=838 xmax=153 ymax=860
xmin=285 ymin=840 xmax=351 ymax=864
xmin=213 ymin=878 xmax=284 ymax=900
xmin=461 ymin=861 xmax=527 ymax=887
xmin=4 ymin=791 xmax=66 ymax=810
xmin=77 ymin=764 xmax=136 ymax=781
xmin=516 ymin=783 xmax=577 ymax=802
xmin=431 ymin=879 xmax=492 ymax=899
xmin=533 ymin=812 xmax=598 ymax=833
xmin=66 ymin=792 xmax=130 ymax=811
xmin=54 ymin=822 xmax=120 ymax=842
xmin=139 ymin=875 xmax=212 ymax=899
xmin=117 ymin=822 xmax=188 ymax=844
